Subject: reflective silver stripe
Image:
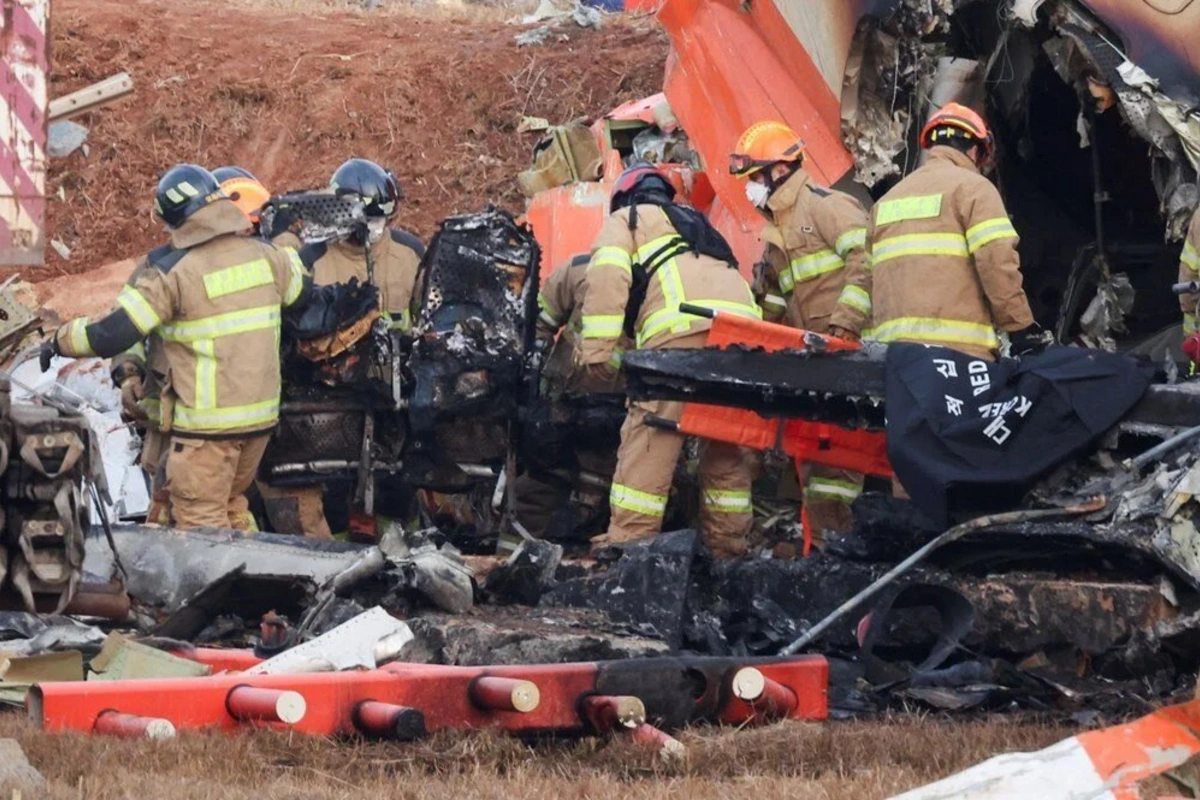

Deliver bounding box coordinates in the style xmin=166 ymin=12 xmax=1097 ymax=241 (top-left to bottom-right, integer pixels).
xmin=805 ymin=477 xmax=861 ymax=504
xmin=159 ymin=305 xmax=281 ymax=343
xmin=580 ymin=314 xmax=624 ymax=339
xmin=789 ymin=249 xmax=843 ymax=283
xmin=117 ymin=287 xmax=162 ymax=335
xmin=591 ymin=246 xmax=633 ymax=273
xmin=869 ymin=233 xmax=970 ymax=267
xmin=838 ymin=285 xmax=871 ymax=315
xmin=65 ymin=318 xmax=94 ymax=356
xmin=172 ymin=398 xmax=280 ymax=431
xmin=702 ymin=489 xmax=751 ymax=513
xmin=965 ymin=217 xmax=1018 ymax=253
xmin=610 ymin=482 xmax=667 ymax=516
xmin=872 ymin=316 xmax=999 ymax=349
xmin=1184 ymin=241 xmax=1200 ymax=273
xmin=194 ymin=339 xmax=217 ymax=410
xmin=763 ymin=293 xmax=788 ymax=310
xmin=834 ymin=228 xmax=867 ymax=258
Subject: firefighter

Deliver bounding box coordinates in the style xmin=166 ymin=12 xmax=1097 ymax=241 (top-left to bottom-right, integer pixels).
xmin=578 ymin=163 xmax=761 ymax=558
xmin=867 ymin=103 xmax=1039 ymax=361
xmin=43 ymin=164 xmax=313 ymax=531
xmin=506 ymin=253 xmax=626 ymax=553
xmin=731 ymin=121 xmax=871 ymax=543
xmin=212 ymin=165 xmax=299 ymax=247
xmin=269 ymin=158 xmax=424 ymax=538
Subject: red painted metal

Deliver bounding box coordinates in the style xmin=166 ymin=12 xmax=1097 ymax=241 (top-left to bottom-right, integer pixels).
xmin=721 ymin=666 xmax=798 ymax=725
xmin=30 ymin=656 xmax=828 ymax=738
xmin=226 ymin=686 xmax=306 ymax=725
xmin=353 ymin=700 xmax=427 ymax=740
xmin=172 ymin=648 xmax=263 ymax=673
xmin=93 ymin=710 xmax=176 ymax=740
xmin=581 ymin=695 xmax=647 ymax=733
xmin=629 ymin=723 xmax=686 ymax=757
xmin=469 ymin=676 xmax=541 ymax=713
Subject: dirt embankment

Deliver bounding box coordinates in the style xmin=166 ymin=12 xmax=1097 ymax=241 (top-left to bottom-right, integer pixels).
xmin=35 ymin=0 xmax=667 ymax=281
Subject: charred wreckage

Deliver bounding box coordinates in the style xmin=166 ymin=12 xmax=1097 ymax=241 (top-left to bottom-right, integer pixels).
xmin=6 ymin=0 xmax=1200 ymax=737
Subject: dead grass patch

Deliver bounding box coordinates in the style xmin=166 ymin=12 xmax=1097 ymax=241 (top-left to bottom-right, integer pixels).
xmin=0 ymin=712 xmax=1072 ymax=799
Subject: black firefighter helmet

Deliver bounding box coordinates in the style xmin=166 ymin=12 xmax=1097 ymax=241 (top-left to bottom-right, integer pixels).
xmin=330 ymin=158 xmax=403 ymax=219
xmin=154 ymin=164 xmax=224 ymax=228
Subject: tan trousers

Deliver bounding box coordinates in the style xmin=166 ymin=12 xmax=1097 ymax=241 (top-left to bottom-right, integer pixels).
xmin=800 ymin=462 xmax=863 ymax=548
xmin=594 ymin=399 xmax=753 ymax=558
xmin=165 ymin=434 xmax=270 ymax=531
xmin=140 ymin=426 xmax=171 ymax=526
xmin=257 ymin=482 xmax=333 ymax=539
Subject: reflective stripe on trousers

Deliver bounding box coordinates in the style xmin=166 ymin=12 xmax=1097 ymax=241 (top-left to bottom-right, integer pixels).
xmin=870 ymin=316 xmax=999 ymax=351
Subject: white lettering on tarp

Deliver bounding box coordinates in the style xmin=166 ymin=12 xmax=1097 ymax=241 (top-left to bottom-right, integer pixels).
xmin=984 ymin=414 xmax=1012 ymax=445
xmin=978 ymin=395 xmax=1034 ymax=419
xmin=968 ymin=360 xmax=991 ymax=396
xmin=934 ymin=359 xmax=959 ymax=379
xmin=945 ymin=395 xmax=964 ymax=417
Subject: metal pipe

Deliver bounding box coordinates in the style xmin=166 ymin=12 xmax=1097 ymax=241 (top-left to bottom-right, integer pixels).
xmin=1130 ymin=424 xmax=1200 ymax=472
xmin=581 ymin=695 xmax=646 ymax=733
xmin=630 ymin=723 xmax=686 ymax=760
xmin=457 ymin=463 xmax=500 ymax=478
xmin=0 ymin=580 xmax=131 ymax=619
xmin=353 ymin=701 xmax=427 ymax=740
xmin=469 ymin=676 xmax=540 ymax=713
xmin=779 ymin=497 xmax=1108 ymax=655
xmin=94 ymin=711 xmax=176 ymax=740
xmin=729 ymin=667 xmax=797 ymax=719
xmin=226 ymin=686 xmax=307 ymax=724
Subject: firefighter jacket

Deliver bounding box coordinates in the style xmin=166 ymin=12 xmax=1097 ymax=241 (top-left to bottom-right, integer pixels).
xmin=536 ymin=254 xmax=625 ymax=395
xmin=577 ymin=203 xmax=761 ymax=376
xmin=56 ymin=199 xmax=309 ymax=437
xmin=866 ymin=145 xmax=1034 ymax=360
xmin=1179 ymin=205 xmax=1200 ymax=333
xmin=109 ymin=255 xmax=169 ymax=425
xmin=300 ymin=229 xmax=424 ymax=333
xmin=755 ymin=169 xmax=871 ymax=334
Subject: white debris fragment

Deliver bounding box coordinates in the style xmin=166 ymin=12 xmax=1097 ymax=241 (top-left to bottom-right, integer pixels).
xmin=245 ymin=606 xmax=413 ymax=675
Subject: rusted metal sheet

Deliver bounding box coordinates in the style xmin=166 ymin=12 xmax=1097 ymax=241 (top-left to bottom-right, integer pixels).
xmin=0 ymin=0 xmax=46 ymax=267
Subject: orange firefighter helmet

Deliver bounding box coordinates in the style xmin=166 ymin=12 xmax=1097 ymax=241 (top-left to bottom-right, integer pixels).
xmin=213 ymin=166 xmax=271 ymax=223
xmin=919 ymin=102 xmax=994 ymax=164
xmin=729 ymin=121 xmax=806 ymax=178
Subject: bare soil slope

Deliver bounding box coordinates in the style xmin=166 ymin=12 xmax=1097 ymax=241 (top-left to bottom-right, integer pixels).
xmin=37 ymin=0 xmax=666 ymax=278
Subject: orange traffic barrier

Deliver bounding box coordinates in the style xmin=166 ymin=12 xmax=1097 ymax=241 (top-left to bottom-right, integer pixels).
xmin=226 ymin=686 xmax=306 ymax=725
xmin=94 ymin=710 xmax=176 ymax=740
xmin=469 ymin=676 xmax=541 ymax=713
xmin=30 ymin=655 xmax=828 ymax=738
xmin=353 ymin=700 xmax=427 ymax=741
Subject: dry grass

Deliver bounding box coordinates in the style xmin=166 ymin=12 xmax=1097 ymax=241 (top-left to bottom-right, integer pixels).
xmin=0 ymin=712 xmax=1072 ymax=799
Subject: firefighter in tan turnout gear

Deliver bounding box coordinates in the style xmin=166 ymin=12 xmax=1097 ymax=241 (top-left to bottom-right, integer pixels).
xmin=1177 ymin=204 xmax=1200 ymax=342
xmin=507 ymin=253 xmax=627 ymax=552
xmin=578 ymin=163 xmax=762 ymax=558
xmin=44 ymin=164 xmax=314 ymax=531
xmin=732 ymin=120 xmax=871 ymax=542
xmin=262 ymin=158 xmax=425 ymax=539
xmin=867 ymin=103 xmax=1039 ymax=361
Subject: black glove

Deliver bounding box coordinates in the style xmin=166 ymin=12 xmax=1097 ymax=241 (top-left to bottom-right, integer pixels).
xmin=1009 ymin=324 xmax=1053 ymax=358
xmin=38 ymin=338 xmax=59 ymax=373
xmin=284 ymin=277 xmax=382 ymax=340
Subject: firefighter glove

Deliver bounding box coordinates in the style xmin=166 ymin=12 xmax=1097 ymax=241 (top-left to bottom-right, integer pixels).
xmin=1010 ymin=324 xmax=1053 ymax=358
xmin=38 ymin=338 xmax=59 ymax=373
xmin=119 ymin=374 xmax=148 ymax=422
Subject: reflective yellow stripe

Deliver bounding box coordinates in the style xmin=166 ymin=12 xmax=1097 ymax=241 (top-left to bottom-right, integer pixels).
xmin=1183 ymin=241 xmax=1200 ymax=273
xmin=637 ymin=299 xmax=760 ymax=348
xmin=172 ymin=397 xmax=280 ymax=431
xmin=839 ymin=285 xmax=871 ymax=316
xmin=777 ymin=267 xmax=796 ymax=293
xmin=965 ymin=217 xmax=1018 ymax=253
xmin=609 ymin=347 xmax=625 ymax=369
xmin=834 ymin=227 xmax=867 ymax=258
xmin=284 ymin=249 xmax=306 ymax=306
xmin=159 ymin=305 xmax=281 ymax=343
xmin=591 ymin=246 xmax=633 ymax=273
xmin=610 ymin=482 xmax=667 ymax=517
xmin=124 ymin=341 xmax=147 ymax=362
xmin=805 ymin=477 xmax=861 ymax=504
xmin=64 ymin=318 xmax=94 ymax=357
xmin=581 ymin=314 xmax=624 ymax=339
xmin=202 ymin=258 xmax=274 ymax=299
xmin=702 ymin=488 xmax=751 ymax=513
xmin=789 ymin=249 xmax=844 ymax=283
xmin=194 ymin=339 xmax=217 ymax=410
xmin=869 ymin=233 xmax=969 ymax=268
xmin=537 ymin=293 xmax=563 ymax=328
xmin=117 ymin=287 xmax=162 ymax=335
xmin=762 ymin=293 xmax=788 ymax=310
xmin=140 ymin=397 xmax=162 ymax=423
xmin=872 ymin=316 xmax=999 ymax=349
xmin=1186 ymin=313 xmax=1199 ymax=334
xmin=875 ymin=194 xmax=943 ymax=226
xmin=388 ymin=308 xmax=411 ymax=332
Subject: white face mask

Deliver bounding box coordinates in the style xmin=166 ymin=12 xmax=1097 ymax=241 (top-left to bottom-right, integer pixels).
xmin=745 ymin=181 xmax=770 ymax=209
xmin=366 ymin=217 xmax=387 ymax=245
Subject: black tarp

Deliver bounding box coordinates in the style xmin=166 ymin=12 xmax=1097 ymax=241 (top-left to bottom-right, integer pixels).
xmin=885 ymin=344 xmax=1154 ymax=526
